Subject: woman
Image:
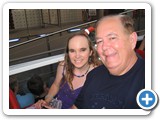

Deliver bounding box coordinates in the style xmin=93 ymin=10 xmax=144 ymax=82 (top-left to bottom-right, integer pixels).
xmin=34 ymin=32 xmax=101 ymax=109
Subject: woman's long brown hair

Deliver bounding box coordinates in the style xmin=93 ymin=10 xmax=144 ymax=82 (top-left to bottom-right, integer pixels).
xmin=63 ymin=32 xmax=101 ymax=90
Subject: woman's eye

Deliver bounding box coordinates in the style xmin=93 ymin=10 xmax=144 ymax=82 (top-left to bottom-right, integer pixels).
xmin=69 ymin=49 xmax=74 ymax=53
xmin=81 ymin=48 xmax=86 ymax=51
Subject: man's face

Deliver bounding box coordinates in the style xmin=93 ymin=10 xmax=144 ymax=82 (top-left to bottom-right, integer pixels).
xmin=96 ymin=17 xmax=136 ymax=75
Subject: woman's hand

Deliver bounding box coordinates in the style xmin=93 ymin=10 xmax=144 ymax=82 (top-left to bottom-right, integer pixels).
xmin=34 ymin=99 xmax=48 ymax=109
xmin=42 ymin=105 xmax=54 ymax=109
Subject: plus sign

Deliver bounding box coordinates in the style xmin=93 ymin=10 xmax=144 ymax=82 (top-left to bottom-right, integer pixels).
xmin=141 ymin=93 xmax=153 ymax=105
xmin=137 ymin=89 xmax=158 ymax=110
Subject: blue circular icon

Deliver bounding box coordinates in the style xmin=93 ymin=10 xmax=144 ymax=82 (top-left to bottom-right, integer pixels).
xmin=136 ymin=89 xmax=158 ymax=110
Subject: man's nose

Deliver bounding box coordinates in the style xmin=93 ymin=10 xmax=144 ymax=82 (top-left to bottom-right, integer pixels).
xmin=102 ymin=40 xmax=110 ymax=51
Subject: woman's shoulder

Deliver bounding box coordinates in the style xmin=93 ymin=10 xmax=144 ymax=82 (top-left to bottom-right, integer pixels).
xmin=58 ymin=61 xmax=65 ymax=66
xmin=57 ymin=61 xmax=65 ymax=70
xmin=56 ymin=61 xmax=65 ymax=76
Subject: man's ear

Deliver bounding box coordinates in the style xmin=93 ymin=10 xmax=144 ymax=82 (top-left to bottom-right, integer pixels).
xmin=130 ymin=32 xmax=137 ymax=50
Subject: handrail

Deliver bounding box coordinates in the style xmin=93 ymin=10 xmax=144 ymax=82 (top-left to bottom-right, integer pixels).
xmin=119 ymin=9 xmax=138 ymax=15
xmin=9 ymin=20 xmax=97 ymax=49
xmin=9 ymin=47 xmax=65 ymax=62
xmin=10 ymin=54 xmax=65 ymax=76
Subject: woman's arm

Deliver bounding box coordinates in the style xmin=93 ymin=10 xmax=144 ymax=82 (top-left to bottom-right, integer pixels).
xmin=45 ymin=61 xmax=64 ymax=103
xmin=71 ymin=105 xmax=77 ymax=109
xmin=34 ymin=62 xmax=65 ymax=109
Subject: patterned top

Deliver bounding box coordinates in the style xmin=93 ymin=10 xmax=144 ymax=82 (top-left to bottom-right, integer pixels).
xmin=56 ymin=81 xmax=82 ymax=109
xmin=55 ymin=66 xmax=82 ymax=109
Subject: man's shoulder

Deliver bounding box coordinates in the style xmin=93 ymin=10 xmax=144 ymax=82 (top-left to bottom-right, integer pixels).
xmin=90 ymin=64 xmax=107 ymax=73
xmin=86 ymin=64 xmax=108 ymax=81
xmin=136 ymin=55 xmax=145 ymax=69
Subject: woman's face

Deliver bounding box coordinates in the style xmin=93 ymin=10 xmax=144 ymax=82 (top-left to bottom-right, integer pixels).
xmin=68 ymin=35 xmax=92 ymax=69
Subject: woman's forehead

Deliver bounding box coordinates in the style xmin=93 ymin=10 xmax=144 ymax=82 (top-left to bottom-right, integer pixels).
xmin=69 ymin=36 xmax=89 ymax=47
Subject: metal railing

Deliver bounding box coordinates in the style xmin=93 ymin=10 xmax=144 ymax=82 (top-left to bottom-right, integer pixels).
xmin=9 ymin=20 xmax=97 ymax=49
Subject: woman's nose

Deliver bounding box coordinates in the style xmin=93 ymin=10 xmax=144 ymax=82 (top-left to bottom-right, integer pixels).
xmin=75 ymin=51 xmax=81 ymax=58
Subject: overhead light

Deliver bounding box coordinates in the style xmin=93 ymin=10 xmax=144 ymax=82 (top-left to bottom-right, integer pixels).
xmin=68 ymin=28 xmax=81 ymax=33
xmin=9 ymin=38 xmax=20 ymax=43
xmin=38 ymin=34 xmax=47 ymax=37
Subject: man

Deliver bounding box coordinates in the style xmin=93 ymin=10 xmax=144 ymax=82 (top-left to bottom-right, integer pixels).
xmin=73 ymin=14 xmax=145 ymax=109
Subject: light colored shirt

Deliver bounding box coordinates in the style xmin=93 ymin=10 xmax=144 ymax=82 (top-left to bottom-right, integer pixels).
xmin=16 ymin=93 xmax=35 ymax=108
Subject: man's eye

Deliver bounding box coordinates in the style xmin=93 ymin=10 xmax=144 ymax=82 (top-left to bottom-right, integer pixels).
xmin=109 ymin=37 xmax=116 ymax=40
xmin=96 ymin=39 xmax=102 ymax=44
